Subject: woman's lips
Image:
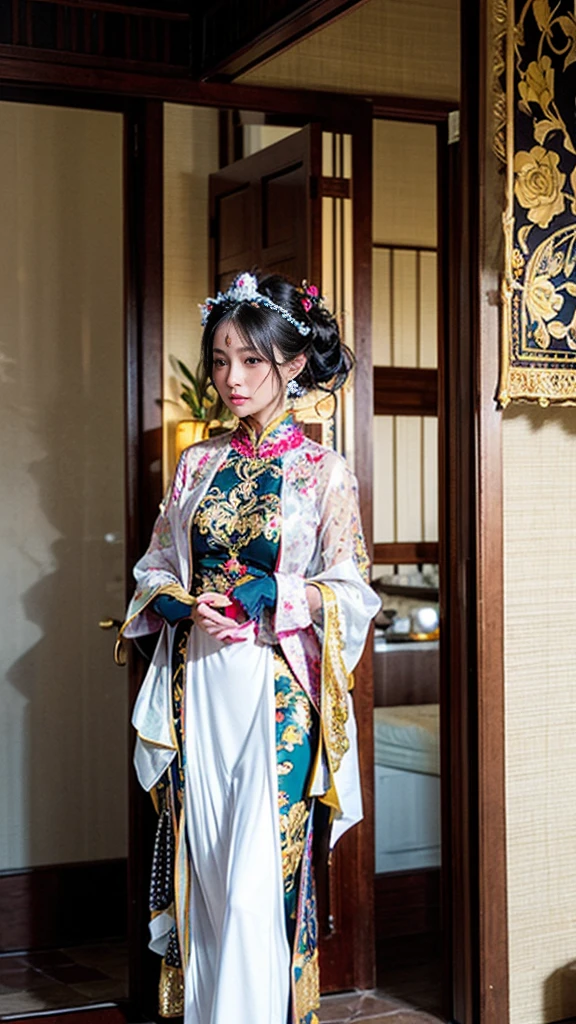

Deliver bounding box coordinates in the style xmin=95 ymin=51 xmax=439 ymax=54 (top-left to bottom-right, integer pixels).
xmin=229 ymin=395 xmax=249 ymax=405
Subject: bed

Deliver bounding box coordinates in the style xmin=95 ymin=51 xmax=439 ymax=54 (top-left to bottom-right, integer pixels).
xmin=373 ymin=636 xmax=441 ymax=939
xmin=374 ymin=703 xmax=441 ymax=872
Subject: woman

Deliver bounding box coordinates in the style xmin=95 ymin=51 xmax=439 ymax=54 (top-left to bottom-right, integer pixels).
xmin=120 ymin=272 xmax=380 ymax=1024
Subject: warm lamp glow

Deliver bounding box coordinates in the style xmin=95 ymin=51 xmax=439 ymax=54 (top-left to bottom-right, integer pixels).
xmin=175 ymin=419 xmax=210 ymax=460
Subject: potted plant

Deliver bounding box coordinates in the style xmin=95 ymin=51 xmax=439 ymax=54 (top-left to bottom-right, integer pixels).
xmin=170 ymin=356 xmax=232 ymax=456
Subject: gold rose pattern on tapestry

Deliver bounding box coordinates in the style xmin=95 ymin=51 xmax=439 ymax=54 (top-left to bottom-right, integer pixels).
xmin=498 ymin=0 xmax=576 ymax=406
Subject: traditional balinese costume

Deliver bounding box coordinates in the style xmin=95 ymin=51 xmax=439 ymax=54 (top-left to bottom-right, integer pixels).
xmin=120 ymin=411 xmax=380 ymax=1024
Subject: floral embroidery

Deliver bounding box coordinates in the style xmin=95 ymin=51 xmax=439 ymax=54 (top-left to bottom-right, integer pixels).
xmin=187 ymin=450 xmax=212 ymax=492
xmin=284 ymin=457 xmax=320 ymax=497
xmin=279 ymin=799 xmax=310 ymax=893
xmin=293 ymin=820 xmax=319 ymax=1022
xmin=149 ymin=516 xmax=173 ymax=552
xmin=169 ymin=454 xmax=187 ymax=507
xmin=231 ymin=414 xmax=304 ymax=460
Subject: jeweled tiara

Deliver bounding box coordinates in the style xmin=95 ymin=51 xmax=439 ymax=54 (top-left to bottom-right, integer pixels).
xmin=199 ymin=272 xmax=312 ymax=337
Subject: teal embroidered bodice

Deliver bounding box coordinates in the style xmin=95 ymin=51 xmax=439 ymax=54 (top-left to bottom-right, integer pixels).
xmin=191 ymin=412 xmax=303 ymax=598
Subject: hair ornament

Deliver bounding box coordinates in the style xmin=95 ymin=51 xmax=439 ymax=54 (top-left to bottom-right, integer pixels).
xmin=200 ymin=272 xmax=311 ymax=336
xmin=286 ymin=377 xmax=306 ymax=399
xmin=298 ymin=280 xmax=325 ymax=315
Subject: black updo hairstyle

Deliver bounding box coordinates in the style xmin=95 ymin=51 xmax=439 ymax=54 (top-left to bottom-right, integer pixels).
xmin=200 ymin=271 xmax=354 ymax=397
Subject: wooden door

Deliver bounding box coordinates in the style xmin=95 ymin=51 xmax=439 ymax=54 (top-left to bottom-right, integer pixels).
xmin=209 ymin=124 xmax=366 ymax=993
xmin=209 ymin=123 xmax=322 ymax=288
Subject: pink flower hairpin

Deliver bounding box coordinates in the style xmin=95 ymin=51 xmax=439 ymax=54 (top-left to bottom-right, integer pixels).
xmin=299 ymin=281 xmax=321 ymax=313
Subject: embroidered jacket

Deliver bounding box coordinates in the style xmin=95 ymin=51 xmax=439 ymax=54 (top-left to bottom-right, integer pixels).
xmin=121 ymin=418 xmax=380 ymax=845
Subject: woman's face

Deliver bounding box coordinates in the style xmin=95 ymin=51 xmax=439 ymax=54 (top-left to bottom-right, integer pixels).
xmin=211 ymin=320 xmax=300 ymax=427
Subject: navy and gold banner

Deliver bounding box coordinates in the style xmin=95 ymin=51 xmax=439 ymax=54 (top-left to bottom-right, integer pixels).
xmin=497 ymin=0 xmax=576 ymax=406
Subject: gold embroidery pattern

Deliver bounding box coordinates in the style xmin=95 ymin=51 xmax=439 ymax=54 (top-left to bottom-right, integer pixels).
xmin=194 ymin=459 xmax=282 ymax=553
xmin=320 ymin=585 xmax=351 ymax=771
xmin=279 ymin=798 xmax=310 ymax=892
xmin=498 ymin=0 xmax=576 ymax=406
xmin=158 ymin=962 xmax=184 ymax=1018
xmin=294 ymin=948 xmax=320 ymax=1020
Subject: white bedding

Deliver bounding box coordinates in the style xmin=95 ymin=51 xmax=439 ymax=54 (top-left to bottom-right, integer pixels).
xmin=374 ymin=704 xmax=440 ymax=776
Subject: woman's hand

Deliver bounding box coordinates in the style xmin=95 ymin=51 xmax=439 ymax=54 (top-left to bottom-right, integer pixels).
xmin=192 ymin=592 xmax=248 ymax=643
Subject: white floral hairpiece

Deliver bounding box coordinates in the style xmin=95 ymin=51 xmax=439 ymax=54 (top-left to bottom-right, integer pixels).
xmin=199 ymin=272 xmax=311 ymax=336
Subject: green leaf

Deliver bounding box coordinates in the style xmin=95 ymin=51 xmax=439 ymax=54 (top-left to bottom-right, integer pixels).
xmin=175 ymin=358 xmax=198 ymax=386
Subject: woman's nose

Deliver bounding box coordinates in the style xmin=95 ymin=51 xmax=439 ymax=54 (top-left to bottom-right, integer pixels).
xmin=226 ymin=361 xmax=244 ymax=387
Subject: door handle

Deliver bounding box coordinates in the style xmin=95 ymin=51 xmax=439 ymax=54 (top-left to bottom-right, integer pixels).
xmin=98 ymin=617 xmax=126 ymax=665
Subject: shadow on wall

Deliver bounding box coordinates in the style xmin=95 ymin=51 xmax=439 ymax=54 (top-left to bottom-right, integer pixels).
xmin=0 ymin=102 xmax=127 ymax=908
xmin=503 ymin=403 xmax=576 ymax=437
xmin=544 ymin=962 xmax=576 ymax=1021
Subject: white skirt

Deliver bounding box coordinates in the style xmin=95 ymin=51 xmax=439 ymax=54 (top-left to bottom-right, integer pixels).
xmin=181 ymin=624 xmax=290 ymax=1024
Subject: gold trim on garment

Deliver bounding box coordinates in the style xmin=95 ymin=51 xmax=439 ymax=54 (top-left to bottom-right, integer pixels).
xmin=294 ymin=948 xmax=320 ymax=1021
xmin=309 ymin=583 xmax=353 ymax=815
xmin=114 ymin=584 xmax=196 ymax=665
xmin=158 ymin=961 xmax=184 ymax=1018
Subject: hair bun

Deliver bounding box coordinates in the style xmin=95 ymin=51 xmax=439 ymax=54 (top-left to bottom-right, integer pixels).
xmin=258 ymin=273 xmax=354 ymax=393
xmin=300 ymin=302 xmax=354 ymax=393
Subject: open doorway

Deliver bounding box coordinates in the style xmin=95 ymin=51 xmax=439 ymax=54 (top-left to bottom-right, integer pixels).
xmin=159 ymin=100 xmax=448 ymax=1022
xmin=370 ymin=116 xmax=443 ymax=1016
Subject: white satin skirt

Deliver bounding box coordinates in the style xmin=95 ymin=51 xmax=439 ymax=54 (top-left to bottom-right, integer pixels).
xmin=180 ymin=624 xmax=290 ymax=1024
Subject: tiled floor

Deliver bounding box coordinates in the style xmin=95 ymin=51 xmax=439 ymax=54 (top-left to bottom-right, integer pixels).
xmin=0 ymin=942 xmax=127 ymax=1017
xmin=0 ymin=940 xmax=445 ymax=1023
xmin=319 ymin=991 xmax=443 ymax=1022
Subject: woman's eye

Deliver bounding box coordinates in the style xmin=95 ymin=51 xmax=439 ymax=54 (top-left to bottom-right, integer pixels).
xmin=213 ymin=358 xmax=226 ymax=368
xmin=245 ymin=357 xmax=262 ymax=365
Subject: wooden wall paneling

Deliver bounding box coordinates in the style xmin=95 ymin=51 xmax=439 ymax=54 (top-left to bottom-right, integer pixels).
xmin=372 ymin=96 xmax=456 ymax=124
xmin=437 ymin=2 xmax=508 ymax=1020
xmin=0 ymin=860 xmax=127 ymax=952
xmin=124 ymin=99 xmax=164 ymax=1021
xmin=350 ymin=102 xmax=375 ymax=991
xmin=0 ymin=1 xmax=191 ymax=75
xmin=373 ymin=367 xmax=438 ymax=416
xmin=474 ymin=2 xmax=509 ymax=1020
xmin=437 ymin=3 xmax=510 ymax=1009
xmin=373 ymin=542 xmax=439 ymax=565
xmin=375 ymin=868 xmax=441 ymax=941
xmin=437 ymin=113 xmax=463 ymax=1024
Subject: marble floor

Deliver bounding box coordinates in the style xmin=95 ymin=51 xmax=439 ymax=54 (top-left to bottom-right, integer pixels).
xmin=0 ymin=939 xmax=445 ymax=1023
xmin=319 ymin=990 xmax=444 ymax=1022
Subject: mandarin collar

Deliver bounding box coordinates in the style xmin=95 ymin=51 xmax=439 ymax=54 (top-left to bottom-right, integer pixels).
xmin=231 ymin=410 xmax=303 ymax=459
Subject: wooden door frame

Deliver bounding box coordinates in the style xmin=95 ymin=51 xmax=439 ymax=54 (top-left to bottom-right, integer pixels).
xmin=0 ymin=30 xmax=510 ymax=1021
xmin=0 ymin=85 xmax=165 ymax=1018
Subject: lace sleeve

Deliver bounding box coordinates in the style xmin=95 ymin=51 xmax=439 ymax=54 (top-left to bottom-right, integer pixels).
xmin=318 ymin=457 xmax=370 ymax=582
xmin=121 ymin=452 xmax=192 ymax=638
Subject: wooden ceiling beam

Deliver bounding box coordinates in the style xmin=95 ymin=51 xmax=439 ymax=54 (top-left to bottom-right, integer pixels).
xmin=195 ymin=0 xmax=372 ymax=81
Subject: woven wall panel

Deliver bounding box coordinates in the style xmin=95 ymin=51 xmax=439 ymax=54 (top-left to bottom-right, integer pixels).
xmin=239 ymin=0 xmax=460 ymax=102
xmin=504 ymin=406 xmax=576 ymax=1024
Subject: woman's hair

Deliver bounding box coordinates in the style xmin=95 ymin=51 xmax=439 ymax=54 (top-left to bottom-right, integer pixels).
xmin=200 ymin=272 xmax=354 ymax=395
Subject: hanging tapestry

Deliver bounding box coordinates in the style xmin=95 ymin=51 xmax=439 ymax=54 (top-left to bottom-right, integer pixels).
xmin=496 ymin=0 xmax=576 ymax=406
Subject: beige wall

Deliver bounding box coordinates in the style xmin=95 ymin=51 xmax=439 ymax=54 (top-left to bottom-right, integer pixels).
xmin=504 ymin=406 xmax=576 ymax=1024
xmin=0 ymin=102 xmax=126 ymax=869
xmin=239 ymin=0 xmax=459 ymax=102
xmin=372 ymin=121 xmax=438 ymax=571
xmin=163 ymin=104 xmax=220 ymax=485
